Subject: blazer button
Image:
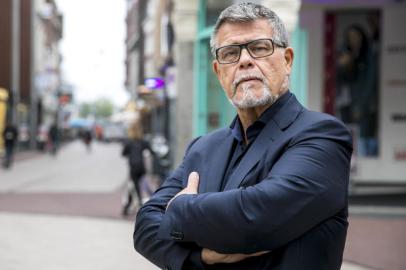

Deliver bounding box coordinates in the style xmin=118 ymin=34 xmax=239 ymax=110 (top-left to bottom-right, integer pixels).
xmin=170 ymin=231 xmax=183 ymax=241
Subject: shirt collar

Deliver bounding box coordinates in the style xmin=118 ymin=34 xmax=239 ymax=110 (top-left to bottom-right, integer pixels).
xmin=229 ymin=91 xmax=292 ymax=143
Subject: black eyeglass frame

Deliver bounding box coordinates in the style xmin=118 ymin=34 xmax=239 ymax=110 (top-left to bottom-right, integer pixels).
xmin=215 ymin=38 xmax=287 ymax=64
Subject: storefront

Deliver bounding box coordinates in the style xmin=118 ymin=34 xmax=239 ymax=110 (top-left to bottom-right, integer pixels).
xmin=300 ymin=0 xmax=406 ymax=184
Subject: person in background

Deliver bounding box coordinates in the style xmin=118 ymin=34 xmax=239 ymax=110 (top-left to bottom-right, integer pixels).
xmin=81 ymin=129 xmax=93 ymax=152
xmin=2 ymin=122 xmax=18 ymax=168
xmin=48 ymin=123 xmax=59 ymax=155
xmin=337 ymin=24 xmax=378 ymax=156
xmin=121 ymin=121 xmax=153 ymax=216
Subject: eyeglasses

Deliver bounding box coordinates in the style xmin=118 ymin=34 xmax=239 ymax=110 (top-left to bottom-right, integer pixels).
xmin=215 ymin=38 xmax=286 ymax=64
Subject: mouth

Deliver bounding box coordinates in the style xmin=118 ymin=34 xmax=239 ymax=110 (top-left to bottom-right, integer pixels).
xmin=231 ymin=74 xmax=265 ymax=97
xmin=235 ymin=76 xmax=262 ymax=87
xmin=239 ymin=78 xmax=260 ymax=85
xmin=240 ymin=77 xmax=257 ymax=82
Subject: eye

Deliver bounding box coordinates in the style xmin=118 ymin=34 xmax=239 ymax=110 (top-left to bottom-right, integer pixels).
xmin=249 ymin=40 xmax=272 ymax=56
xmin=219 ymin=47 xmax=239 ymax=60
xmin=251 ymin=45 xmax=268 ymax=53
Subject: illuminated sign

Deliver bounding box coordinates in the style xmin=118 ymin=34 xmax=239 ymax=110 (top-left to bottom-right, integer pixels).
xmin=144 ymin=78 xmax=165 ymax=89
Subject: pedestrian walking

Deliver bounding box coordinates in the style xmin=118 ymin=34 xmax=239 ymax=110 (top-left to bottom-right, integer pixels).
xmin=121 ymin=121 xmax=153 ymax=216
xmin=48 ymin=123 xmax=59 ymax=155
xmin=81 ymin=129 xmax=93 ymax=152
xmin=2 ymin=122 xmax=18 ymax=169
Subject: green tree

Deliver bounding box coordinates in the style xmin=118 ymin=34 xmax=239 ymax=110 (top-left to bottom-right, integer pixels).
xmin=93 ymin=98 xmax=114 ymax=119
xmin=78 ymin=98 xmax=115 ymax=119
xmin=79 ymin=102 xmax=92 ymax=118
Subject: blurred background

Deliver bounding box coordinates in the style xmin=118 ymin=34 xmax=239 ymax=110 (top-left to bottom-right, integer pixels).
xmin=0 ymin=0 xmax=405 ymax=269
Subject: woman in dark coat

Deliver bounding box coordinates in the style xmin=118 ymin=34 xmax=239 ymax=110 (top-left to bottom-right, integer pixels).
xmin=121 ymin=121 xmax=152 ymax=215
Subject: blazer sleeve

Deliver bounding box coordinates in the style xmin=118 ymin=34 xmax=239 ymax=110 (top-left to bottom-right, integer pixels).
xmin=133 ymin=137 xmax=202 ymax=270
xmin=157 ymin=119 xmax=353 ymax=254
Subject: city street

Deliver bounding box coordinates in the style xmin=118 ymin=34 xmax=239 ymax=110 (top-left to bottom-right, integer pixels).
xmin=0 ymin=141 xmax=399 ymax=270
xmin=0 ymin=141 xmax=158 ymax=270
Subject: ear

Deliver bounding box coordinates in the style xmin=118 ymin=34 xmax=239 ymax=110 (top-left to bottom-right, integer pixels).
xmin=284 ymin=47 xmax=294 ymax=74
xmin=212 ymin=60 xmax=221 ymax=78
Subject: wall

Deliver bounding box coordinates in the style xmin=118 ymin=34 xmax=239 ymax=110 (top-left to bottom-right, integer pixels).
xmin=20 ymin=0 xmax=32 ymax=104
xmin=0 ymin=0 xmax=12 ymax=93
xmin=173 ymin=0 xmax=198 ymax=165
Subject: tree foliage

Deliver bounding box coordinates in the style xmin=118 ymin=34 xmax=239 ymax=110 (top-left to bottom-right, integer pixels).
xmin=94 ymin=98 xmax=114 ymax=118
xmin=79 ymin=98 xmax=114 ymax=119
xmin=79 ymin=102 xmax=92 ymax=118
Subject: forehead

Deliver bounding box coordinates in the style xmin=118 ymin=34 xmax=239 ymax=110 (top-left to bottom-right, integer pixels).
xmin=216 ymin=19 xmax=273 ymax=46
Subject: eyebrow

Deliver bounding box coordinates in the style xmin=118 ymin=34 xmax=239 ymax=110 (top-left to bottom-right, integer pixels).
xmin=220 ymin=38 xmax=271 ymax=47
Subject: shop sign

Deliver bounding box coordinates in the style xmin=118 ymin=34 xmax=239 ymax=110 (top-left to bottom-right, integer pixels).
xmin=144 ymin=78 xmax=165 ymax=89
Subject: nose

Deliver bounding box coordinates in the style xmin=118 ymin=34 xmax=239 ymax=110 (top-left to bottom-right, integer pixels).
xmin=238 ymin=48 xmax=254 ymax=69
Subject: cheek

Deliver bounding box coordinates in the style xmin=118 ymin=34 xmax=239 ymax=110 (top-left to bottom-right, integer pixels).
xmin=219 ymin=70 xmax=234 ymax=91
xmin=263 ymin=64 xmax=285 ymax=86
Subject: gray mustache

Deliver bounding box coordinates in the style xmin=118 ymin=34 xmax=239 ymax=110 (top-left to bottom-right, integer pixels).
xmin=232 ymin=74 xmax=265 ymax=89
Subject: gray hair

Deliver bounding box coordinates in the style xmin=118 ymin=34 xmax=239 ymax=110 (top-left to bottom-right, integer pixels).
xmin=210 ymin=3 xmax=289 ymax=57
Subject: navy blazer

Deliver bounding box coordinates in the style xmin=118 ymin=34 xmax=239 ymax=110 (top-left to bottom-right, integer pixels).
xmin=134 ymin=94 xmax=353 ymax=270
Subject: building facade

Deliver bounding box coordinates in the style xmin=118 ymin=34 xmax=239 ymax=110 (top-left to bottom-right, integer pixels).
xmin=32 ymin=0 xmax=63 ymax=136
xmin=0 ymin=0 xmax=63 ymax=152
xmin=125 ymin=0 xmax=177 ymax=165
xmin=0 ymin=0 xmax=34 ymax=150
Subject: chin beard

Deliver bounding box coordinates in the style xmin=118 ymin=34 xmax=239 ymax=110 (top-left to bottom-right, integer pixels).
xmin=229 ymin=84 xmax=279 ymax=109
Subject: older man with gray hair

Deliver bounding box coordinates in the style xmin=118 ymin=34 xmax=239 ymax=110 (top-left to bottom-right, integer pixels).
xmin=134 ymin=3 xmax=352 ymax=270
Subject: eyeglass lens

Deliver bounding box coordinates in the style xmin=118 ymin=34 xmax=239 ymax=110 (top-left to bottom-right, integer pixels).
xmin=217 ymin=39 xmax=274 ymax=64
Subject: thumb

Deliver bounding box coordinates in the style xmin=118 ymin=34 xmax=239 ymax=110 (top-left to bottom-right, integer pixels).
xmin=247 ymin=251 xmax=270 ymax=257
xmin=187 ymin=171 xmax=199 ymax=191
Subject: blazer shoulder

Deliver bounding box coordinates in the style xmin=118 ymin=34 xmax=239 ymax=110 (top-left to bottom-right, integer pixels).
xmin=293 ymin=109 xmax=353 ymax=147
xmin=301 ymin=109 xmax=349 ymax=130
xmin=191 ymin=127 xmax=230 ymax=146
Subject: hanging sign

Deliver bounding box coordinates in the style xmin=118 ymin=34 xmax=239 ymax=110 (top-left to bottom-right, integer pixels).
xmin=144 ymin=77 xmax=165 ymax=89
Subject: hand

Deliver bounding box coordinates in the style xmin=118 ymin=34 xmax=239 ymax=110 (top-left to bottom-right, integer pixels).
xmin=201 ymin=248 xmax=269 ymax=265
xmin=166 ymin=171 xmax=199 ymax=209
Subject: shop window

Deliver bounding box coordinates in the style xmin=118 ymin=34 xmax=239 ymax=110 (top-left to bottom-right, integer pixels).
xmin=324 ymin=10 xmax=381 ymax=157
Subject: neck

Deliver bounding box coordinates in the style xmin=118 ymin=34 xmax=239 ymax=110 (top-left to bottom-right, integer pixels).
xmin=237 ymin=103 xmax=270 ymax=144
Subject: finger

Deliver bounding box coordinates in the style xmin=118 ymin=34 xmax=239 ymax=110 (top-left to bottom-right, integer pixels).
xmin=187 ymin=171 xmax=199 ymax=191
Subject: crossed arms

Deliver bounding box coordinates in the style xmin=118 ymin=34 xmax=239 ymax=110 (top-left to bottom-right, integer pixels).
xmin=134 ymin=122 xmax=352 ymax=269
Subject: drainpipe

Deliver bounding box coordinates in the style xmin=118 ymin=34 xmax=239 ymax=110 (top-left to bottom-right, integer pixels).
xmin=11 ymin=0 xmax=21 ymax=125
xmin=30 ymin=0 xmax=38 ymax=149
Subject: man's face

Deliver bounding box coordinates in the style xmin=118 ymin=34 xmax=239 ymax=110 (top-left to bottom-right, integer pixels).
xmin=213 ymin=19 xmax=293 ymax=109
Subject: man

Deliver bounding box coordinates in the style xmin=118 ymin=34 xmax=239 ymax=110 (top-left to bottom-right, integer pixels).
xmin=48 ymin=123 xmax=59 ymax=155
xmin=134 ymin=3 xmax=352 ymax=270
xmin=2 ymin=122 xmax=18 ymax=168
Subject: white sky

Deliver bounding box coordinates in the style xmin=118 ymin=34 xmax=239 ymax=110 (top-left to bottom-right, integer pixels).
xmin=56 ymin=0 xmax=129 ymax=107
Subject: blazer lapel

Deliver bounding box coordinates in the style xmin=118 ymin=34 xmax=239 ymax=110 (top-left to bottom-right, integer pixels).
xmin=223 ymin=119 xmax=282 ymax=191
xmin=223 ymin=94 xmax=304 ymax=191
xmin=200 ymin=129 xmax=234 ymax=193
